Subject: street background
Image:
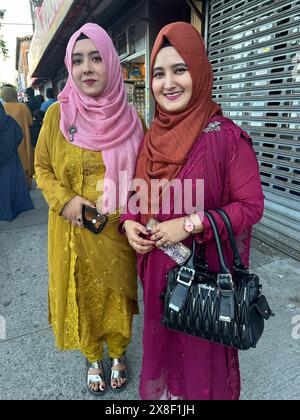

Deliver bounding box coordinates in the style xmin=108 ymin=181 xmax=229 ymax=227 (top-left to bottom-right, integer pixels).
xmin=0 ymin=185 xmax=299 ymax=400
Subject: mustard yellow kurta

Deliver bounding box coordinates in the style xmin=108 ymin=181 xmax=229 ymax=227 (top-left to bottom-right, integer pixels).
xmin=34 ymin=103 xmax=138 ymax=359
xmin=4 ymin=102 xmax=33 ymax=188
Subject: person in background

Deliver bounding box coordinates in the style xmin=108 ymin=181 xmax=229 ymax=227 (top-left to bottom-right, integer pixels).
xmin=1 ymin=85 xmax=34 ymax=189
xmin=0 ymin=84 xmax=15 ymax=104
xmin=0 ymin=103 xmax=34 ymax=221
xmin=31 ymin=109 xmax=45 ymax=148
xmin=121 ymin=22 xmax=264 ymax=400
xmin=25 ymin=87 xmax=41 ymax=116
xmin=34 ymin=23 xmax=144 ymax=396
xmin=30 ymin=93 xmax=45 ymax=147
xmin=2 ymin=83 xmax=15 ymax=89
xmin=41 ymin=88 xmax=57 ymax=113
xmin=35 ymin=94 xmax=45 ymax=105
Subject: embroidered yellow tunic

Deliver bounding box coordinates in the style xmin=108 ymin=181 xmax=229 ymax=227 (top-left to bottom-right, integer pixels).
xmin=35 ymin=103 xmax=138 ymax=353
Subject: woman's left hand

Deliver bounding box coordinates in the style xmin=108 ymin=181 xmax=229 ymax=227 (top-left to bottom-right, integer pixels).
xmin=150 ymin=218 xmax=190 ymax=247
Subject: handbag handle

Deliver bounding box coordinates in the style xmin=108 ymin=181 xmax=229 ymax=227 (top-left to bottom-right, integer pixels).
xmin=215 ymin=208 xmax=245 ymax=269
xmin=185 ymin=235 xmax=197 ymax=269
xmin=204 ymin=211 xmax=231 ymax=274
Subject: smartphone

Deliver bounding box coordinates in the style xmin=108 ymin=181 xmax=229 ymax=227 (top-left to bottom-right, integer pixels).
xmin=146 ymin=218 xmax=191 ymax=265
xmin=82 ymin=206 xmax=108 ymax=235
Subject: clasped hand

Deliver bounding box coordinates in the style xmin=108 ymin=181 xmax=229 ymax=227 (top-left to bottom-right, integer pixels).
xmin=124 ymin=218 xmax=189 ymax=255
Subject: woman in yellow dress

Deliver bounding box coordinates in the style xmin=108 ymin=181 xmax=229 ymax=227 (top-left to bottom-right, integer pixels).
xmin=34 ymin=23 xmax=144 ymax=396
xmin=1 ymin=85 xmax=34 ymax=189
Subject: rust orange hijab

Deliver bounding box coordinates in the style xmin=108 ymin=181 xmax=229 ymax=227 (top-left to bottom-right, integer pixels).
xmin=135 ymin=22 xmax=221 ymax=223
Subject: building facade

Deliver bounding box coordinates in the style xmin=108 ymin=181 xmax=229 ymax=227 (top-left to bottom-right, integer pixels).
xmin=16 ymin=36 xmax=32 ymax=97
xmin=28 ymin=0 xmax=202 ymax=115
xmin=28 ymin=0 xmax=300 ymax=259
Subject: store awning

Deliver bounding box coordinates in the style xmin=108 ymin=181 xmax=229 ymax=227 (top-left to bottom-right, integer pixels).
xmin=28 ymin=0 xmax=129 ymax=78
xmin=28 ymin=0 xmax=74 ymax=77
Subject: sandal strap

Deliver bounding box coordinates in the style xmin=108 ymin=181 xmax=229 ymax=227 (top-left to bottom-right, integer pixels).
xmin=111 ymin=369 xmax=127 ymax=380
xmin=110 ymin=357 xmax=127 ymax=381
xmin=88 ymin=374 xmax=105 ymax=385
xmin=111 ymin=356 xmax=126 ymax=367
xmin=87 ymin=360 xmax=103 ymax=370
xmin=86 ymin=360 xmax=105 ymax=385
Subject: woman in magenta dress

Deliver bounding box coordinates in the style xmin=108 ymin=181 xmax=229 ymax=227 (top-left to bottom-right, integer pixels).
xmin=121 ymin=22 xmax=264 ymax=400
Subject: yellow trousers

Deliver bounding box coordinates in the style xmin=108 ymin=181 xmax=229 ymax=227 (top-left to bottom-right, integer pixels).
xmin=82 ymin=333 xmax=131 ymax=363
xmin=57 ymin=253 xmax=136 ymax=363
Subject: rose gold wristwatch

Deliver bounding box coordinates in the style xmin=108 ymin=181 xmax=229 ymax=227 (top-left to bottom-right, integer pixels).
xmin=183 ymin=217 xmax=195 ymax=234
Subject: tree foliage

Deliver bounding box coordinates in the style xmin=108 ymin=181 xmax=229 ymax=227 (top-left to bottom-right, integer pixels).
xmin=0 ymin=9 xmax=9 ymax=58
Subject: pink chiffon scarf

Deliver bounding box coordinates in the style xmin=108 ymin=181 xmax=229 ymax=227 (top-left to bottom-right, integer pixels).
xmin=58 ymin=23 xmax=144 ymax=212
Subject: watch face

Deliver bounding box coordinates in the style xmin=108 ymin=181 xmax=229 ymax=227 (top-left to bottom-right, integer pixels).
xmin=184 ymin=220 xmax=194 ymax=232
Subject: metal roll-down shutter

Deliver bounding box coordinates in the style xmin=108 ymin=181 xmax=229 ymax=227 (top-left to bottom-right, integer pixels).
xmin=207 ymin=0 xmax=300 ymax=260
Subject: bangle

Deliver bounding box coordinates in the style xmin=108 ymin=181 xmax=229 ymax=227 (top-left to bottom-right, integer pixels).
xmin=122 ymin=220 xmax=131 ymax=235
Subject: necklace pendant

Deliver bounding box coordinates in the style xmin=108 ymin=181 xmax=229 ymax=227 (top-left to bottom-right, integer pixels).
xmin=69 ymin=125 xmax=77 ymax=142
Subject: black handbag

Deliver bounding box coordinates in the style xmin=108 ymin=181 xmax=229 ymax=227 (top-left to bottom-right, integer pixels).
xmin=162 ymin=209 xmax=274 ymax=350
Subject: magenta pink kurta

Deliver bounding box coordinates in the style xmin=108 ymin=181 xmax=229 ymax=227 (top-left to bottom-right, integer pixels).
xmin=121 ymin=116 xmax=264 ymax=400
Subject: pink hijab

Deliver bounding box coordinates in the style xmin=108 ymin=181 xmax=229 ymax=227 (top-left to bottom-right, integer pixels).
xmin=58 ymin=23 xmax=144 ymax=212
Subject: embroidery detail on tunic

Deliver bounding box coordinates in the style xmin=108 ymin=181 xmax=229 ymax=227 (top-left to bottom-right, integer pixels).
xmin=203 ymin=121 xmax=222 ymax=133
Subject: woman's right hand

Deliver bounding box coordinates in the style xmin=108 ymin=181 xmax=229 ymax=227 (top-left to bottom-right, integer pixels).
xmin=61 ymin=196 xmax=96 ymax=228
xmin=124 ymin=221 xmax=156 ymax=255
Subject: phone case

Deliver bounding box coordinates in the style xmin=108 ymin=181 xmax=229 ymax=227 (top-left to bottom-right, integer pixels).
xmin=82 ymin=206 xmax=108 ymax=235
xmin=161 ymin=242 xmax=191 ymax=265
xmin=146 ymin=218 xmax=191 ymax=265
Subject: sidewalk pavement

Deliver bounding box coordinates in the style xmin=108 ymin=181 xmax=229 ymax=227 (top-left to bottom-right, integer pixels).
xmin=0 ymin=185 xmax=299 ymax=400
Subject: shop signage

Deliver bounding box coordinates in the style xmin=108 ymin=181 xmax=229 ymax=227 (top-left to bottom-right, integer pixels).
xmin=28 ymin=0 xmax=73 ymax=76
